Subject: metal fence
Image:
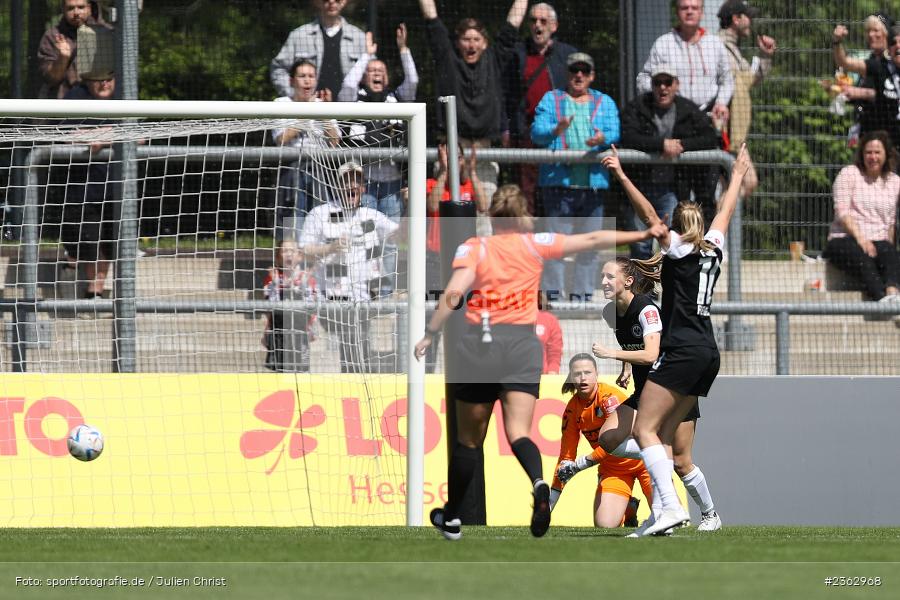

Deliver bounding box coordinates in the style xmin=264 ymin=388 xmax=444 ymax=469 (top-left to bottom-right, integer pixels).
xmin=3 ymin=143 xmax=898 ymax=376
xmin=3 ymin=2 xmax=900 ymax=375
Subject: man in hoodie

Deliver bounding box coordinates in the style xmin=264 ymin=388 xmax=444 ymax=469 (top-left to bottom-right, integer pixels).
xmin=636 ymin=0 xmax=732 ymax=226
xmin=637 ymin=0 xmax=734 ymax=124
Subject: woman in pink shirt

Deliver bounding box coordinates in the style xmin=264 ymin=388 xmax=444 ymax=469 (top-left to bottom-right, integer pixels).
xmin=824 ymin=130 xmax=900 ymax=307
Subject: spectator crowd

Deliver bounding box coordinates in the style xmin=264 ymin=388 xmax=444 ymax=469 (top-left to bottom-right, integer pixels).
xmin=36 ymin=0 xmax=900 ymax=366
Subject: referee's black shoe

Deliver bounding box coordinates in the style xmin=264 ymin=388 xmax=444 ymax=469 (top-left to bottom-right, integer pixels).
xmin=530 ymin=479 xmax=551 ymax=538
xmin=430 ymin=507 xmax=462 ymax=541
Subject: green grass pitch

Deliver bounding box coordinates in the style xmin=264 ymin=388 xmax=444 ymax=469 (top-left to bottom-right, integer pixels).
xmin=1 ymin=526 xmax=898 ymax=599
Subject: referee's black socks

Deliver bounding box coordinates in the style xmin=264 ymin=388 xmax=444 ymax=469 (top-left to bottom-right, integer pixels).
xmin=510 ymin=437 xmax=543 ymax=484
xmin=445 ymin=443 xmax=481 ymax=520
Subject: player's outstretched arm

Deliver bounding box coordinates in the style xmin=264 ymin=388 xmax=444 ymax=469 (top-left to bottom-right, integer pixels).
xmin=562 ymin=222 xmax=667 ymax=256
xmin=710 ymin=143 xmax=750 ymax=236
xmin=601 ymin=145 xmax=669 ymax=245
xmin=414 ymin=266 xmax=476 ymax=360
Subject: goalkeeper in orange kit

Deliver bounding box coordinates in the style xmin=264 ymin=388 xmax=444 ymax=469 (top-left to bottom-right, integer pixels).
xmin=551 ymin=353 xmax=651 ymax=528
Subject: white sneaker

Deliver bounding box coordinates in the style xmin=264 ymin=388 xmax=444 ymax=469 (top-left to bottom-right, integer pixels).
xmin=697 ymin=510 xmax=722 ymax=532
xmin=626 ymin=516 xmax=658 ymax=538
xmin=642 ymin=508 xmax=689 ymax=537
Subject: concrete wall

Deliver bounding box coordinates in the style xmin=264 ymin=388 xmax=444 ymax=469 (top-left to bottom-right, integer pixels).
xmin=689 ymin=376 xmax=900 ymax=526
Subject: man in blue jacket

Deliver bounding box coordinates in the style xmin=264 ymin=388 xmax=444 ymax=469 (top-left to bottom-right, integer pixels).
xmin=531 ymin=52 xmax=620 ymax=302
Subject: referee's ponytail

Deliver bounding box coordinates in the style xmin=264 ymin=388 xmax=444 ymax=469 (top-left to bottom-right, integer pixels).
xmin=561 ymin=352 xmax=597 ymax=394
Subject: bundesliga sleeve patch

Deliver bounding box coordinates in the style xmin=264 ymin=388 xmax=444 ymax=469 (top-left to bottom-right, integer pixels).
xmin=598 ymin=393 xmax=623 ymax=417
xmin=705 ymin=230 xmax=725 ymax=249
xmin=533 ymin=232 xmax=556 ymax=246
xmin=454 ymin=244 xmax=471 ymax=259
xmin=640 ymin=306 xmax=663 ymax=334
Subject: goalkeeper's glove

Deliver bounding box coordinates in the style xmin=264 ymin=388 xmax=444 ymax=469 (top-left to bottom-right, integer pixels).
xmin=556 ymin=455 xmax=595 ymax=483
xmin=549 ymin=488 xmax=562 ymax=512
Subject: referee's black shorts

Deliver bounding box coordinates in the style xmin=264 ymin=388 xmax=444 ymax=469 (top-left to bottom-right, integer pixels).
xmin=646 ymin=345 xmax=720 ymax=398
xmin=453 ymin=324 xmax=543 ymax=403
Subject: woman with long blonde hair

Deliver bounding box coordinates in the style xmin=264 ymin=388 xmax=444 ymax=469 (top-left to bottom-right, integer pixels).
xmin=599 ymin=144 xmax=750 ymax=536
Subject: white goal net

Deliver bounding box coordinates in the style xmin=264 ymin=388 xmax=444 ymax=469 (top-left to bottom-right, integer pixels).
xmin=0 ymin=100 xmax=427 ymax=527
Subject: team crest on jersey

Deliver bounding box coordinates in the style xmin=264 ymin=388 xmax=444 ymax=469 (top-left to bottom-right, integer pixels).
xmin=454 ymin=244 xmax=471 ymax=259
xmin=533 ymin=232 xmax=555 ymax=245
xmin=535 ymin=324 xmax=545 ymax=336
xmin=631 ymin=325 xmax=642 ymax=337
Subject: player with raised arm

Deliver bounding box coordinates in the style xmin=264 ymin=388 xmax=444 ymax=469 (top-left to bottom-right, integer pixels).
xmin=599 ymin=144 xmax=750 ymax=536
xmin=414 ymin=184 xmax=666 ymax=540
xmin=552 ymin=354 xmax=653 ymax=528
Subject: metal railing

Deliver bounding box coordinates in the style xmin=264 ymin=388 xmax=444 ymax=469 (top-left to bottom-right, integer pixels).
xmin=6 ymin=143 xmax=897 ymax=375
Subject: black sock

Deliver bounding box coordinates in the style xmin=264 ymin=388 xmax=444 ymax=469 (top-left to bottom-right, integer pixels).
xmin=444 ymin=443 xmax=480 ymax=521
xmin=83 ymin=291 xmax=103 ymax=299
xmin=510 ymin=437 xmax=543 ymax=484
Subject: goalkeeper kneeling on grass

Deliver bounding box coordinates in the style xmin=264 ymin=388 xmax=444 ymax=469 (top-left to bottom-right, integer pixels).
xmin=552 ymin=353 xmax=651 ymax=528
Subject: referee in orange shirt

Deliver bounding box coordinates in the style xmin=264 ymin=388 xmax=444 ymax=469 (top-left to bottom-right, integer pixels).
xmin=414 ymin=184 xmax=666 ymax=540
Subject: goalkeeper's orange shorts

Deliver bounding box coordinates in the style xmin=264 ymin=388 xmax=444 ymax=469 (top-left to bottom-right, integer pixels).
xmin=596 ymin=468 xmax=652 ymax=501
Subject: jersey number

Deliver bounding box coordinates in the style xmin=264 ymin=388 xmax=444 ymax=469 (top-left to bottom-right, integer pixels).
xmin=695 ymin=255 xmax=718 ymax=316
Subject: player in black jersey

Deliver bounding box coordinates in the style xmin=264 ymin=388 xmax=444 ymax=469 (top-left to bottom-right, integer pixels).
xmin=601 ymin=144 xmax=751 ymax=536
xmin=591 ymin=256 xmax=719 ymax=535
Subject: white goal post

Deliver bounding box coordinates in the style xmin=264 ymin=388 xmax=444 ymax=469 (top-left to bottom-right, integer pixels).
xmin=0 ymin=99 xmax=427 ymax=527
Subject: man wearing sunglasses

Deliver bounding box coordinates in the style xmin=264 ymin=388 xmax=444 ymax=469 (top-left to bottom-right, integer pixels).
xmin=531 ymin=52 xmax=620 ymax=302
xmin=620 ymin=64 xmax=720 ymax=259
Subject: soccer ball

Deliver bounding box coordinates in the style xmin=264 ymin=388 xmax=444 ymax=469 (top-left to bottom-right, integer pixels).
xmin=67 ymin=425 xmax=104 ymax=462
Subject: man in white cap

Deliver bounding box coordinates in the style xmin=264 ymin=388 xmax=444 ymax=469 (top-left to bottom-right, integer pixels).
xmin=620 ymin=63 xmax=720 ymax=257
xmin=298 ymin=161 xmax=399 ymax=372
